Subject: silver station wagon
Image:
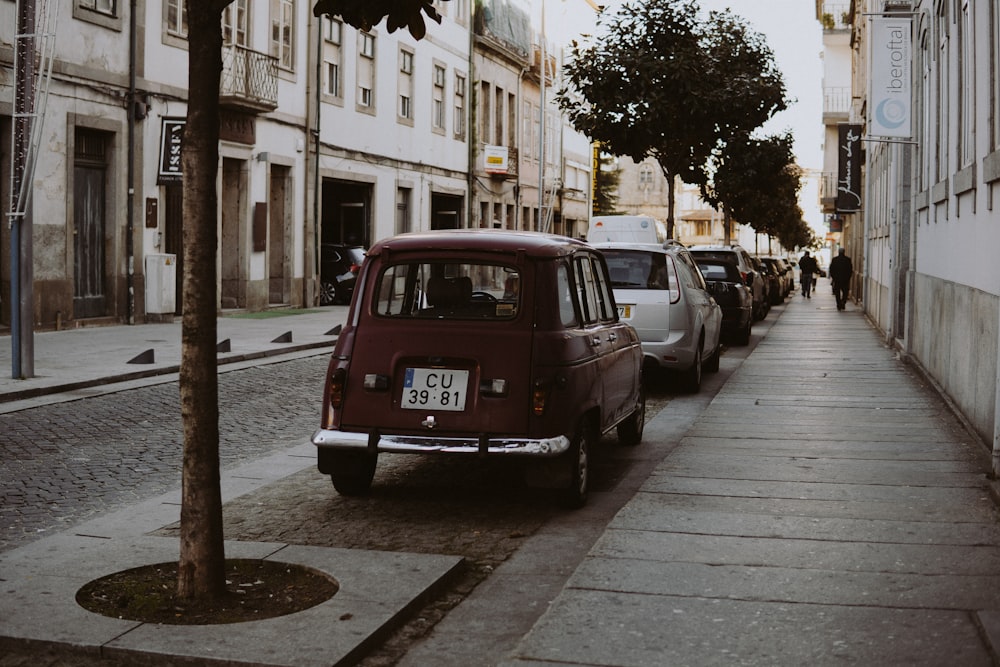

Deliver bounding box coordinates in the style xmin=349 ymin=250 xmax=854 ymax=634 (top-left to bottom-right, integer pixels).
xmin=313 ymin=230 xmax=646 ymax=508
xmin=595 ymin=240 xmax=722 ymax=393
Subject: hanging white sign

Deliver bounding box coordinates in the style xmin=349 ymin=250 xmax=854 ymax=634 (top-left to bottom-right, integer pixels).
xmin=869 ymin=17 xmax=912 ymax=138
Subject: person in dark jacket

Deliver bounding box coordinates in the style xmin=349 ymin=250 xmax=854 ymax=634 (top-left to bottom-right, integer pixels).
xmin=798 ymin=251 xmax=819 ymax=298
xmin=829 ymin=248 xmax=853 ymax=310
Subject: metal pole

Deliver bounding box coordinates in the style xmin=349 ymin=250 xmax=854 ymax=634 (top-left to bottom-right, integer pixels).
xmin=126 ymin=0 xmax=137 ymax=325
xmin=10 ymin=0 xmax=36 ymax=379
xmin=537 ymin=0 xmax=545 ymax=232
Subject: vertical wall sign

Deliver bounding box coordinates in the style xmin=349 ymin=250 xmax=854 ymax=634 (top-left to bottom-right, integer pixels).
xmin=158 ymin=118 xmax=185 ymax=184
xmin=870 ymin=16 xmax=912 ymax=138
xmin=837 ymin=124 xmax=863 ymax=212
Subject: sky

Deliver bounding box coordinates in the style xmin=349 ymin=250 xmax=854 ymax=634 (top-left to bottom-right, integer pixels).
xmin=539 ymin=0 xmax=824 ymax=172
xmin=536 ymin=0 xmax=827 ymax=231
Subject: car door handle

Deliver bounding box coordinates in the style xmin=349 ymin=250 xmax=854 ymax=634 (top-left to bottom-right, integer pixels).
xmin=590 ymin=335 xmax=602 ymax=347
xmin=608 ymin=333 xmax=618 ymax=343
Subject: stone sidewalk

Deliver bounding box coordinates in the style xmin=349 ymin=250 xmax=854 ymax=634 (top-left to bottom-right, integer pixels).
xmin=498 ymin=289 xmax=1000 ymax=665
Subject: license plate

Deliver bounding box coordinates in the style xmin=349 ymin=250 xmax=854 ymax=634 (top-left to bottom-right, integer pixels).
xmin=401 ymin=368 xmax=469 ymax=411
xmin=617 ymin=304 xmax=632 ymax=319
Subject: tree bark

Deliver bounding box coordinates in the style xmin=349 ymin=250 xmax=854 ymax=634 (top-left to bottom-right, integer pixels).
xmin=177 ymin=1 xmax=231 ymax=600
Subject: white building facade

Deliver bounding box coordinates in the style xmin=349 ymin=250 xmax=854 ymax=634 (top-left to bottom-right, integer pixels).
xmin=844 ymin=0 xmax=1000 ymax=467
xmin=0 ymin=0 xmax=592 ymax=331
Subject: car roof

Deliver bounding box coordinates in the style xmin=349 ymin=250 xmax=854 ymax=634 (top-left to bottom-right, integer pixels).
xmin=367 ymin=229 xmax=591 ymax=260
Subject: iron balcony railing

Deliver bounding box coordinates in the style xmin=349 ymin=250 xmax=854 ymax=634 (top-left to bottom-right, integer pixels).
xmin=824 ymin=86 xmax=851 ymax=116
xmin=220 ymin=44 xmax=278 ymax=113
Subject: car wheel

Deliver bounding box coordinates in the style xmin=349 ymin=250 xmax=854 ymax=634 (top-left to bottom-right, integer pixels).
xmin=681 ymin=344 xmax=702 ymax=393
xmin=736 ymin=320 xmax=752 ymax=346
xmin=704 ymin=342 xmax=720 ymax=373
xmin=616 ymin=384 xmax=645 ymax=446
xmin=320 ymin=281 xmax=339 ymax=306
xmin=559 ymin=418 xmax=592 ymax=509
xmin=328 ymin=451 xmax=377 ymax=496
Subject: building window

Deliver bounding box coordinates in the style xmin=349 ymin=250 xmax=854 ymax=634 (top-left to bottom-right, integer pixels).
xmin=396 ymin=188 xmax=411 ymax=235
xmin=399 ymin=49 xmax=414 ymax=122
xmin=494 ymin=87 xmax=504 ymax=145
xmin=432 ymin=64 xmax=446 ymax=131
xmin=222 ymin=0 xmax=248 ymax=47
xmin=325 ymin=61 xmax=341 ymax=97
xmin=322 ymin=17 xmax=343 ymax=100
xmin=958 ymin=0 xmax=974 ymax=167
xmin=507 ymin=92 xmax=516 ymax=147
xmin=166 ymin=0 xmax=187 ymax=37
xmin=481 ymin=82 xmax=491 ymax=141
xmin=918 ymin=28 xmax=931 ymax=190
xmin=358 ymin=32 xmax=376 ymax=111
xmin=270 ymin=0 xmax=294 ymax=70
xmin=935 ymin=2 xmax=949 ymax=182
xmin=325 ymin=16 xmax=341 ymax=44
xmin=81 ymin=0 xmax=116 ymax=16
xmin=454 ymin=73 xmax=466 ymax=140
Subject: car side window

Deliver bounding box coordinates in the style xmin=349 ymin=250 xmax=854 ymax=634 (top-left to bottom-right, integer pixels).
xmin=557 ymin=263 xmax=578 ymax=327
xmin=573 ymin=255 xmax=600 ymax=324
xmin=679 ymin=252 xmax=708 ymax=291
xmin=590 ymin=256 xmax=617 ymax=322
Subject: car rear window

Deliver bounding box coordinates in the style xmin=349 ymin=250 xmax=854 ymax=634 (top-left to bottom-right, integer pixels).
xmin=601 ymin=249 xmax=672 ymax=291
xmin=373 ymin=261 xmax=520 ymax=320
xmin=696 ymin=261 xmax=741 ymax=282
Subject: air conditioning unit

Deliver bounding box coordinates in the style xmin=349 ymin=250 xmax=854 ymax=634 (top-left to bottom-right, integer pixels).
xmin=145 ymin=253 xmax=177 ymax=314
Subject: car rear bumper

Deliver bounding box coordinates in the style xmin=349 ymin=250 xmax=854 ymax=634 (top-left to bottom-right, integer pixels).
xmin=312 ymin=428 xmax=571 ymax=457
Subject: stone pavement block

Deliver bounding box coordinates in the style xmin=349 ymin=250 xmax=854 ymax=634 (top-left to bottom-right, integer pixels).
xmin=501 ymin=589 xmax=993 ymax=666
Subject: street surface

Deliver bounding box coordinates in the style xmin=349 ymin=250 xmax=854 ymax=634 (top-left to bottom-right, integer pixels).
xmin=0 ymin=349 xmax=697 ymax=666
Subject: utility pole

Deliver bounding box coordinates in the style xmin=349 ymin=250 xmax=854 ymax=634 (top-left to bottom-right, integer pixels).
xmin=537 ymin=0 xmax=546 ymax=232
xmin=9 ymin=0 xmax=36 ymax=379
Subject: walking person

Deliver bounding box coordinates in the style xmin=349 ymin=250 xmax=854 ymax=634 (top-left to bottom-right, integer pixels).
xmin=830 ymin=248 xmax=853 ymax=310
xmin=798 ymin=251 xmax=819 ymax=298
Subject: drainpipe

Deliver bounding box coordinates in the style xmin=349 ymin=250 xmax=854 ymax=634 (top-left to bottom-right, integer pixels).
xmin=126 ymin=0 xmax=137 ymax=324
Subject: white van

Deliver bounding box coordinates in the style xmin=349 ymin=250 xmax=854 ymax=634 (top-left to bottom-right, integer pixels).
xmin=587 ymin=215 xmax=668 ymax=244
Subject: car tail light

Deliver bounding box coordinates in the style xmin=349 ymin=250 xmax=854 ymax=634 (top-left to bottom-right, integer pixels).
xmin=532 ymin=380 xmax=549 ymax=416
xmin=327 ymin=368 xmax=347 ymax=410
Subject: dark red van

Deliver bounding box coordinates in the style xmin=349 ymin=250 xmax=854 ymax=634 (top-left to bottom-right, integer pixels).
xmin=313 ymin=230 xmax=645 ymax=507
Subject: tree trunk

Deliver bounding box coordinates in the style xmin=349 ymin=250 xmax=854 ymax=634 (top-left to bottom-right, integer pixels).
xmin=177 ymin=1 xmax=230 ymax=600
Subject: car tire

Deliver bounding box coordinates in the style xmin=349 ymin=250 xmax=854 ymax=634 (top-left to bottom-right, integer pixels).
xmin=328 ymin=451 xmax=377 ymax=496
xmin=559 ymin=419 xmax=592 ymax=509
xmin=616 ymin=384 xmax=645 ymax=446
xmin=736 ymin=320 xmax=752 ymax=346
xmin=320 ymin=281 xmax=339 ymax=306
xmin=704 ymin=343 xmax=720 ymax=373
xmin=681 ymin=344 xmax=702 ymax=393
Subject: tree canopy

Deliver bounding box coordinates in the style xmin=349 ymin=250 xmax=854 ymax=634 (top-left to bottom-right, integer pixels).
xmin=558 ymin=0 xmax=788 ymax=238
xmin=312 ymin=0 xmax=445 ymax=39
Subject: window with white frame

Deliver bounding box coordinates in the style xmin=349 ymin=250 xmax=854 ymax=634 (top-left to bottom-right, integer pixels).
xmin=918 ymin=28 xmax=931 ymax=190
xmin=958 ymin=0 xmax=974 ymax=167
xmin=166 ymin=0 xmax=187 ymax=37
xmin=399 ymin=49 xmax=414 ymax=121
xmin=522 ymin=100 xmax=534 ymax=159
xmin=81 ymin=0 xmax=116 ymax=16
xmin=432 ymin=64 xmax=446 ymax=131
xmin=322 ymin=18 xmax=343 ymax=98
xmin=454 ymin=73 xmax=466 ymax=139
xmin=456 ymin=0 xmax=468 ymax=23
xmin=223 ymin=0 xmax=248 ymax=47
xmin=270 ymin=0 xmax=294 ymax=70
xmin=358 ymin=32 xmax=376 ymax=110
xmin=935 ymin=2 xmax=949 ymax=182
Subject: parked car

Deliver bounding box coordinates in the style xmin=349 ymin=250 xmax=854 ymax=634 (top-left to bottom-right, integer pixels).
xmin=312 ymin=230 xmax=646 ymax=508
xmin=695 ymin=257 xmax=753 ymax=346
xmin=754 ymin=257 xmax=785 ymax=305
xmin=689 ymin=245 xmax=769 ymax=321
xmin=596 ymin=240 xmax=722 ymax=393
xmin=758 ymin=256 xmax=793 ymax=299
xmin=320 ymin=244 xmax=366 ymax=306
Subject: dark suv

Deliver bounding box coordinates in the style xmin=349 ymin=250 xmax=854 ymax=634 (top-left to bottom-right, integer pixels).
xmin=313 ymin=230 xmax=646 ymax=507
xmin=689 ymin=245 xmax=769 ymax=321
xmin=320 ymin=244 xmax=366 ymax=305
